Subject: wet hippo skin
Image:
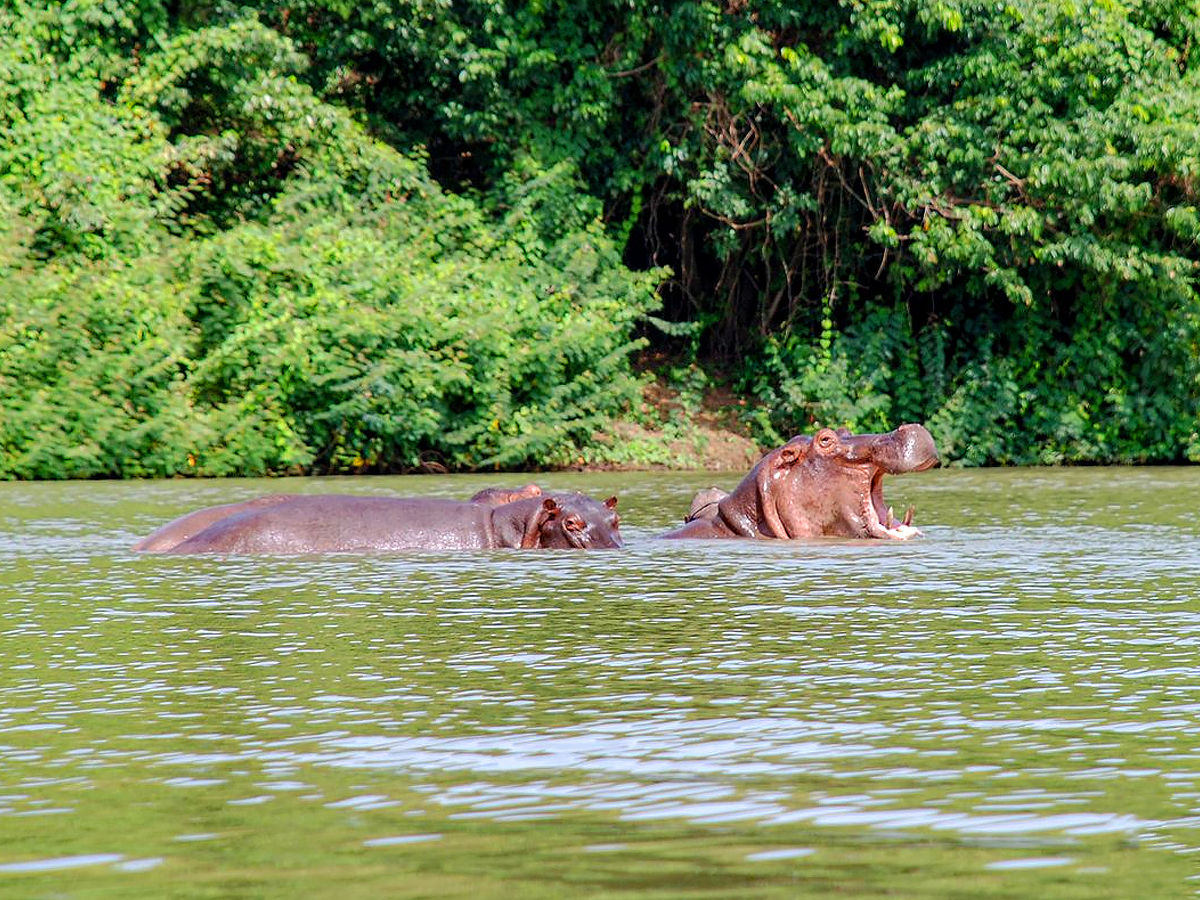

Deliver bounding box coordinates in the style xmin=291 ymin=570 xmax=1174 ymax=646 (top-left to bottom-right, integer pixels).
xmin=662 ymin=423 xmax=938 ymax=540
xmin=136 ymin=488 xmax=622 ymax=553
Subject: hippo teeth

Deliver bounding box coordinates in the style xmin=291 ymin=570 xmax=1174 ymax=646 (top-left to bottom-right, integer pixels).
xmin=887 ymin=505 xmax=919 ymax=538
xmin=866 ymin=473 xmax=922 ymax=539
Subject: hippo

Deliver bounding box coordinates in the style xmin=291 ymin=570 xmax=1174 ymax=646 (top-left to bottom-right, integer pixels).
xmin=147 ymin=491 xmax=621 ymax=554
xmin=661 ymin=423 xmax=938 ymax=540
xmin=686 ymin=487 xmax=727 ymax=523
xmin=133 ymin=484 xmax=548 ymax=553
xmin=133 ymin=494 xmax=297 ymax=552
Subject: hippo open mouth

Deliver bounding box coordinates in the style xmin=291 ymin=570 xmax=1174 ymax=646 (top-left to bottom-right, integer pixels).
xmin=664 ymin=423 xmax=940 ymax=542
xmin=851 ymin=425 xmax=940 ymax=540
xmin=864 ymin=469 xmax=921 ymax=540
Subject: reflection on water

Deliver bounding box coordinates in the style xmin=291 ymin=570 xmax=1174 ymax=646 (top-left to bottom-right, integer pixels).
xmin=1 ymin=467 xmax=1199 ymax=897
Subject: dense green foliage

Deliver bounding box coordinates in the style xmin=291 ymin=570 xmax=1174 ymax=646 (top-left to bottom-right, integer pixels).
xmin=3 ymin=0 xmax=1199 ymax=476
xmin=0 ymin=5 xmax=658 ymax=477
xmin=265 ymin=0 xmax=1200 ymax=464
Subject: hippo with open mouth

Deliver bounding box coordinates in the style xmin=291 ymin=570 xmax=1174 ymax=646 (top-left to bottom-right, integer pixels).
xmin=661 ymin=423 xmax=939 ymax=540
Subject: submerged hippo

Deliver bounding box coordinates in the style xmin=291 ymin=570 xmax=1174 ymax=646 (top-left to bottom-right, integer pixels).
xmin=157 ymin=492 xmax=620 ymax=554
xmin=661 ymin=423 xmax=938 ymax=540
xmin=136 ymin=486 xmax=621 ymax=554
xmin=133 ymin=484 xmax=548 ymax=553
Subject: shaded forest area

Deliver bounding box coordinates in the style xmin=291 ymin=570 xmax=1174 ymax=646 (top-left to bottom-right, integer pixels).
xmin=2 ymin=0 xmax=1199 ymax=477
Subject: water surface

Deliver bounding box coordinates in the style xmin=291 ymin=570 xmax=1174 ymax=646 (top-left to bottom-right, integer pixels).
xmin=2 ymin=467 xmax=1199 ymax=898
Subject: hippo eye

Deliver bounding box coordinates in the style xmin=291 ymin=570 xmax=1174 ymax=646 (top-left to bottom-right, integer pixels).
xmin=815 ymin=429 xmax=839 ymax=452
xmin=563 ymin=514 xmax=586 ymax=533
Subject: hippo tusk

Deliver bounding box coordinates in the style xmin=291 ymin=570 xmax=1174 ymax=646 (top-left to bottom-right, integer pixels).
xmin=864 ymin=481 xmax=922 ymax=540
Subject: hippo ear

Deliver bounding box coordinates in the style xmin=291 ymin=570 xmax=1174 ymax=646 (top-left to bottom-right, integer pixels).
xmin=520 ymin=498 xmax=560 ymax=549
xmin=776 ymin=444 xmax=804 ymax=468
xmin=603 ymin=496 xmax=618 ymax=509
xmin=812 ymin=428 xmax=841 ymax=456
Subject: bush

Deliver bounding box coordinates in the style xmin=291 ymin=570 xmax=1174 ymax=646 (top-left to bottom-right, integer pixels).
xmin=0 ymin=14 xmax=662 ymax=479
xmin=180 ymin=183 xmax=660 ymax=475
xmin=7 ymin=1 xmax=1200 ymax=472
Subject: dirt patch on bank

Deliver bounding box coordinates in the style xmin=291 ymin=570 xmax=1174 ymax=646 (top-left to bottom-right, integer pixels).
xmin=654 ymin=380 xmax=763 ymax=470
xmin=585 ymin=379 xmax=764 ymax=471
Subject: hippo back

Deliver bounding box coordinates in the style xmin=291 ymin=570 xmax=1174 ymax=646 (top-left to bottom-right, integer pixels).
xmin=167 ymin=496 xmax=496 ymax=554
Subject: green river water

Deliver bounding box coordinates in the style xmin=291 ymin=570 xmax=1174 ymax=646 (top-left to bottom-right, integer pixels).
xmin=1 ymin=467 xmax=1199 ymax=898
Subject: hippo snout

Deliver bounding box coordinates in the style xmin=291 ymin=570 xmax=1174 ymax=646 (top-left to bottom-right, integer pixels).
xmin=891 ymin=423 xmax=939 ymax=472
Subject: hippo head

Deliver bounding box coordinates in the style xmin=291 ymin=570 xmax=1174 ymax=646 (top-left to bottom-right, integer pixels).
xmin=731 ymin=423 xmax=939 ymax=540
xmin=534 ymin=493 xmax=623 ymax=549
